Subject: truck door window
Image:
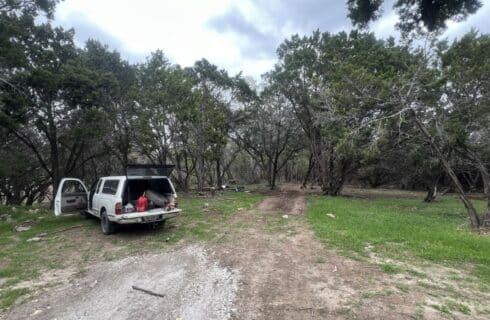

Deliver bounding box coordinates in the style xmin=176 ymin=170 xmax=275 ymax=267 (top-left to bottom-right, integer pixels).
xmin=62 ymin=180 xmax=85 ymax=194
xmin=102 ymin=180 xmax=119 ymax=195
xmin=95 ymin=179 xmax=103 ymax=194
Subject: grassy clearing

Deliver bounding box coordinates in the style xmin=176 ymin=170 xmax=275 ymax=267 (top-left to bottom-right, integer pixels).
xmin=0 ymin=191 xmax=261 ymax=311
xmin=306 ymin=195 xmax=490 ymax=284
xmin=138 ymin=191 xmax=262 ymax=246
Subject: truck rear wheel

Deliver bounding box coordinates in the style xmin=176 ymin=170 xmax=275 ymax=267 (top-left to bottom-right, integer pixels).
xmin=150 ymin=220 xmax=166 ymax=230
xmin=101 ymin=211 xmax=116 ymax=235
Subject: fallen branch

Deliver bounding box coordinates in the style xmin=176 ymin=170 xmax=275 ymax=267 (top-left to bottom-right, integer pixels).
xmin=131 ymin=285 xmax=165 ymax=298
xmin=49 ymin=225 xmax=86 ymax=235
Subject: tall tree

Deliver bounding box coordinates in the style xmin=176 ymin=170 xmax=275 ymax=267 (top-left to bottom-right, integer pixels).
xmin=441 ymin=32 xmax=490 ymax=209
xmin=187 ymin=59 xmax=254 ymax=190
xmin=0 ymin=23 xmax=122 ymax=196
xmin=270 ymin=31 xmax=391 ymax=195
xmin=80 ymin=40 xmax=138 ymax=172
xmin=347 ymin=0 xmax=482 ymax=34
xmin=0 ymin=0 xmax=58 ymax=17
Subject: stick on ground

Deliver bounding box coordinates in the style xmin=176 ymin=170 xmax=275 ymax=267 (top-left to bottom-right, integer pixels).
xmin=49 ymin=225 xmax=85 ymax=235
xmin=131 ymin=285 xmax=165 ymax=298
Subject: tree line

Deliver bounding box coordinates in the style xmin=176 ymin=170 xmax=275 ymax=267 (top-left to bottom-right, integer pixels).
xmin=1 ymin=0 xmax=489 ymax=228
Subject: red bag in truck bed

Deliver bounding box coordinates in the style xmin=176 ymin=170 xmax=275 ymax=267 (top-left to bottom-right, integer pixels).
xmin=136 ymin=194 xmax=148 ymax=212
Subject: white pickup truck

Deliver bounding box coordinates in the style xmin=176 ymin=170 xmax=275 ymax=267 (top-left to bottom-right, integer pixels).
xmin=54 ymin=165 xmax=182 ymax=234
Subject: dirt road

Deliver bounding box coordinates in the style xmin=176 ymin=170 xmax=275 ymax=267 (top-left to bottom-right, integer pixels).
xmin=3 ymin=191 xmax=484 ymax=319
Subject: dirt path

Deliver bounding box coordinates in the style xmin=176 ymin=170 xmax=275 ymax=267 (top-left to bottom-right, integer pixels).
xmin=257 ymin=192 xmax=306 ymax=215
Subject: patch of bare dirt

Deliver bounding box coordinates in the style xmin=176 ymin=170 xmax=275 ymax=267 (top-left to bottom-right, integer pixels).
xmin=257 ymin=192 xmax=305 ymax=215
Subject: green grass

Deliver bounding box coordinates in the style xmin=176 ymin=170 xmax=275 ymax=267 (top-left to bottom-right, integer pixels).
xmin=0 ymin=206 xmax=84 ymax=285
xmin=0 ymin=204 xmax=102 ymax=310
xmin=306 ymin=195 xmax=490 ymax=284
xmin=0 ymin=191 xmax=262 ymax=311
xmin=431 ymin=300 xmax=471 ymax=315
xmin=0 ymin=288 xmax=30 ymax=310
xmin=381 ymin=263 xmax=401 ymax=274
xmin=153 ymin=191 xmax=262 ymax=244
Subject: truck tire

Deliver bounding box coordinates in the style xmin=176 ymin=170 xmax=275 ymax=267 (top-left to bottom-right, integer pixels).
xmin=101 ymin=211 xmax=116 ymax=235
xmin=150 ymin=219 xmax=166 ymax=230
xmin=80 ymin=210 xmax=91 ymax=219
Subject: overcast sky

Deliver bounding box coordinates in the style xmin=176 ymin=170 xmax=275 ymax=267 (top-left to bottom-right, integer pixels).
xmin=54 ymin=0 xmax=490 ymax=79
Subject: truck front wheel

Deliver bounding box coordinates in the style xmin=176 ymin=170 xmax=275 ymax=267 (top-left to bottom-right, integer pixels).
xmin=80 ymin=210 xmax=91 ymax=219
xmin=101 ymin=211 xmax=116 ymax=235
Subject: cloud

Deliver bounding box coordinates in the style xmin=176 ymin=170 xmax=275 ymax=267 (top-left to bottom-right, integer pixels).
xmin=54 ymin=12 xmax=146 ymax=63
xmin=207 ymin=0 xmax=352 ymax=68
xmin=252 ymin=0 xmax=351 ymax=34
xmin=443 ymin=1 xmax=490 ymax=39
xmin=208 ymin=6 xmax=279 ymax=59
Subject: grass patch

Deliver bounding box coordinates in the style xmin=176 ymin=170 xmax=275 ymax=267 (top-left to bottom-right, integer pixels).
xmin=478 ymin=307 xmax=490 ymax=315
xmin=407 ymin=269 xmax=427 ymax=278
xmin=396 ymin=283 xmax=410 ymax=293
xmin=446 ymin=300 xmax=471 ymax=315
xmin=380 ymin=263 xmax=401 ymax=274
xmin=0 ymin=288 xmax=30 ymax=309
xmin=430 ymin=303 xmax=451 ymax=314
xmin=0 ymin=206 xmax=84 ymax=289
xmin=160 ymin=192 xmax=262 ymax=243
xmin=306 ymin=195 xmax=490 ymax=284
xmin=473 ymin=264 xmax=490 ymax=284
xmin=315 ymin=256 xmax=326 ymax=264
xmin=431 ymin=300 xmax=471 ymax=316
xmin=361 ymin=290 xmax=394 ymax=299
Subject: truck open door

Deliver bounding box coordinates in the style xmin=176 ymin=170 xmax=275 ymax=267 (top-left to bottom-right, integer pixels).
xmin=54 ymin=178 xmax=89 ymax=216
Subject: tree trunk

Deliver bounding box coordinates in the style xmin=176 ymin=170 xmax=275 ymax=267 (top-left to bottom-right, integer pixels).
xmin=46 ymin=103 xmax=60 ymax=209
xmin=474 ymin=161 xmax=490 ymax=210
xmin=49 ymin=141 xmax=60 ymax=208
xmin=424 ymin=174 xmax=441 ymax=203
xmin=196 ymin=156 xmax=205 ymax=191
xmin=301 ymin=152 xmax=314 ymax=189
xmin=216 ymin=159 xmax=222 ymax=188
xmin=461 ymin=171 xmax=477 ymax=192
xmin=270 ymin=157 xmax=279 ymax=190
xmin=411 ymin=111 xmax=481 ymax=228
xmin=424 ymin=184 xmax=437 ymax=202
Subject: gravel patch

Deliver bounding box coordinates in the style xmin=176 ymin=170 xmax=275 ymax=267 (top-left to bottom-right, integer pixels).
xmin=5 ymin=245 xmax=239 ymax=320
